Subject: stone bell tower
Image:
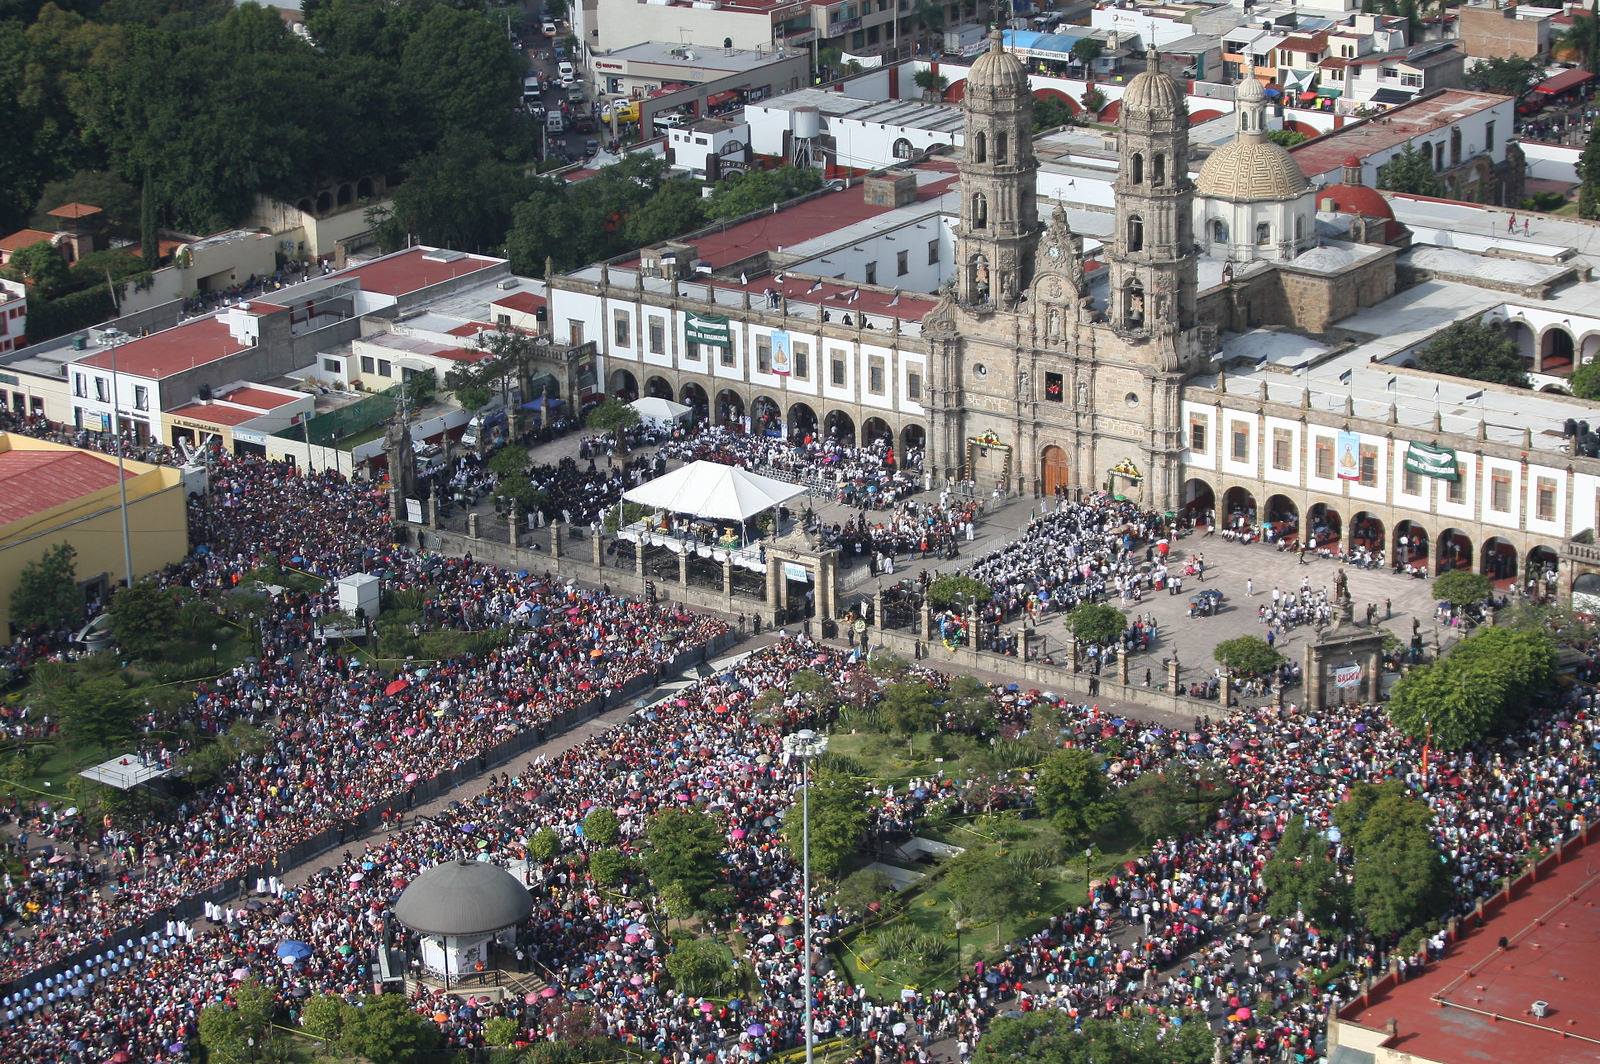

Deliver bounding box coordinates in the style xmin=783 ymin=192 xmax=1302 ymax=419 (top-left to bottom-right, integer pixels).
xmin=1107 ymin=50 xmax=1197 ymax=335
xmin=954 ymin=30 xmax=1039 ymax=309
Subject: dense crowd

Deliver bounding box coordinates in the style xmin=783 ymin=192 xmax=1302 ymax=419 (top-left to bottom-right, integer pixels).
xmin=968 ymin=496 xmax=1171 ymax=620
xmin=0 ymin=456 xmax=725 ymax=985
xmin=658 ymin=429 xmax=923 ymax=509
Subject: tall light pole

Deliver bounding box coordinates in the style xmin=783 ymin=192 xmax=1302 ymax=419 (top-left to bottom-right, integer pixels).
xmin=105 ymin=331 xmax=135 ymax=588
xmin=783 ymin=727 xmax=829 ymax=1064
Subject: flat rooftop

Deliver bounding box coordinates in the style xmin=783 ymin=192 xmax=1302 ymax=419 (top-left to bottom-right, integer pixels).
xmin=0 ymin=448 xmax=131 ymax=526
xmin=1342 ymin=838 xmax=1600 ymax=1063
xmin=601 ymin=41 xmax=796 ymax=74
xmin=1291 ymin=89 xmax=1512 ymax=177
xmin=339 ymin=247 xmax=503 ymax=298
xmin=77 ymin=317 xmax=249 ymax=380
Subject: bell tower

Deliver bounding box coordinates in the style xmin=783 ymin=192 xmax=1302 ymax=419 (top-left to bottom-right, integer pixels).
xmin=955 ymin=30 xmax=1039 ymax=309
xmin=1108 ymin=50 xmax=1197 ymax=336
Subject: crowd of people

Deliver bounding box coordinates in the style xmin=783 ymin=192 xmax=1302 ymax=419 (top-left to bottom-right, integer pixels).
xmin=968 ymin=495 xmax=1172 ymax=622
xmin=0 ymin=455 xmax=727 ymax=987
xmin=657 ymin=428 xmax=924 ymax=509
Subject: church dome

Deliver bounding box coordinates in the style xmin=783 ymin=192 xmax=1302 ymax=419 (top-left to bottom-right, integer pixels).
xmin=1196 ymin=137 xmax=1310 ymax=201
xmin=1120 ymin=60 xmax=1185 ymax=118
xmin=965 ymin=30 xmax=1030 ymax=98
xmin=1235 ymin=77 xmax=1266 ymax=104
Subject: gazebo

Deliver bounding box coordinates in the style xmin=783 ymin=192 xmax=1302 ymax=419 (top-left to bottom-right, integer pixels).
xmin=393 ymin=860 xmax=533 ymax=979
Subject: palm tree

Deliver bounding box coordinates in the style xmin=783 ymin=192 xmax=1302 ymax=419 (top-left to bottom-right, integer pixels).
xmin=1554 ymin=2 xmax=1600 ymax=72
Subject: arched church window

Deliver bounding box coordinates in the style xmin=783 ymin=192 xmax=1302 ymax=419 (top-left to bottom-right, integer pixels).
xmin=974 ymin=132 xmax=986 ymax=163
xmin=892 ymin=138 xmax=914 ymax=160
xmin=1127 ymin=214 xmax=1143 ymax=253
xmin=1255 ymin=222 xmax=1271 ymax=245
xmin=1153 ymin=154 xmax=1165 ymax=186
xmin=1132 ymin=153 xmax=1144 ymax=184
xmin=972 ymin=192 xmax=988 ymax=230
xmin=1212 ymin=219 xmax=1228 ymax=244
xmin=996 ymin=132 xmax=1008 ymax=163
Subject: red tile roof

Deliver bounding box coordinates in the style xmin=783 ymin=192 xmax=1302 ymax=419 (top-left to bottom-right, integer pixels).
xmin=46 ymin=203 xmax=102 ymax=220
xmin=1342 ymin=834 xmax=1600 ymax=1064
xmin=340 ymin=248 xmax=502 ymax=297
xmin=623 ymin=171 xmax=959 ymax=272
xmin=77 ymin=317 xmax=248 ymax=380
xmin=220 ymin=385 xmax=300 ymax=410
xmin=717 ymin=274 xmax=938 ymax=323
xmin=0 ymin=229 xmax=56 ymax=254
xmin=1534 ymin=68 xmax=1594 ymax=95
xmin=0 ymin=449 xmax=130 ymax=526
xmin=1290 ymin=88 xmax=1509 ymax=179
xmin=492 ymin=291 xmax=547 ymax=314
xmin=166 ymin=401 xmax=265 ymax=427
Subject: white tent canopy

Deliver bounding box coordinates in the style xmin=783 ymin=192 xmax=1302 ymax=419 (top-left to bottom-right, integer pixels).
xmin=622 ymin=460 xmax=804 ymax=523
xmin=629 ymin=396 xmax=692 ymax=426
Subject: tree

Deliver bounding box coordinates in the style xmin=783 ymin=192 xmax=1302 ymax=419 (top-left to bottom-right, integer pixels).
xmin=1071 ymin=37 xmax=1103 ymax=67
xmin=298 ymin=993 xmax=345 ymax=1044
xmin=1119 ymin=763 xmax=1227 ymax=843
xmin=703 ymin=166 xmax=823 ymax=221
xmin=337 ymin=992 xmax=444 ymax=1064
xmin=399 ymin=6 xmax=522 ymax=144
xmin=585 ymin=398 xmax=641 ymax=450
xmin=1033 ymin=95 xmax=1075 ymax=132
xmin=913 ymin=68 xmax=948 ymax=102
xmin=1267 ymin=128 xmax=1308 ymax=147
xmin=623 ymin=177 xmax=705 ymax=248
xmin=139 ymin=172 xmax=157 ymax=267
xmin=528 ymin=827 xmax=559 ymax=863
xmin=1333 ymin=781 xmax=1452 ymax=939
xmin=1213 ymin=635 xmax=1283 ymax=677
xmin=11 ymin=543 xmax=81 ymax=631
xmin=1555 ymin=7 xmax=1600 ymax=71
xmin=834 ymin=867 xmax=895 ymax=915
xmin=1465 ymin=56 xmax=1543 ymax=97
xmin=1064 ymin=601 xmax=1125 ymax=646
xmin=1416 ymin=318 xmax=1528 ymax=387
xmin=582 ymin=806 xmax=620 ymax=847
xmin=1580 ymin=117 xmax=1600 ymax=220
xmin=483 ymin=1016 xmax=519 ymax=1047
xmin=1081 ymin=86 xmax=1108 ymax=116
xmin=1572 ymin=356 xmax=1600 ymax=399
xmin=972 ymin=1010 xmax=1078 ymax=1063
xmin=41 ymin=671 xmax=140 ymax=752
xmin=1432 ymin=569 xmax=1492 ymax=610
xmin=198 ymin=979 xmax=278 ymax=1064
xmin=924 ymin=573 xmax=993 ymax=610
xmin=1377 ymin=144 xmax=1445 ymax=197
xmin=31 ymin=170 xmax=140 ymax=235
xmin=370 ymin=132 xmax=531 ymax=254
xmin=108 ymin=579 xmax=181 ymax=659
xmin=944 ymin=848 xmax=1040 ymax=943
xmin=908 ymin=0 xmax=944 ymax=54
xmin=1034 ymin=749 xmax=1116 ymax=842
xmin=4 ymin=240 xmax=69 ymax=296
xmin=780 ymin=768 xmax=868 ymax=880
xmin=1387 ymin=626 xmax=1553 ymax=748
xmin=642 ymin=808 xmax=724 ymax=901
xmin=879 ymin=679 xmax=939 ymax=746
xmin=665 ymin=938 xmax=739 ymax=995
xmin=588 ymin=847 xmax=629 ymax=886
xmin=1262 ymin=817 xmax=1351 ymax=927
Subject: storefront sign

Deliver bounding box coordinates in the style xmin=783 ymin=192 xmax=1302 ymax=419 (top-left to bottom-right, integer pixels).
xmin=685 ymin=312 xmax=731 ymax=349
xmin=1333 ymin=663 xmax=1362 ymax=689
xmin=1404 ymin=441 xmax=1460 ymax=481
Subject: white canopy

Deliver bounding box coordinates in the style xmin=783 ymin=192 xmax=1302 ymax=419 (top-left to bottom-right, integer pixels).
xmin=629 ymin=396 xmax=692 ymax=425
xmin=623 ymin=460 xmax=804 ymax=523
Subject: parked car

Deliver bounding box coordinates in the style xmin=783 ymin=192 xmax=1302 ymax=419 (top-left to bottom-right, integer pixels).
xmin=542 ymin=19 xmax=557 ymax=35
xmin=557 ymin=60 xmax=575 ymax=80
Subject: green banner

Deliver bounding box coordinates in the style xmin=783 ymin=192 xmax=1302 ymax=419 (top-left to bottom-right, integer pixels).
xmin=1404 ymin=441 xmax=1459 ymax=482
xmin=684 ymin=312 xmax=730 ymax=349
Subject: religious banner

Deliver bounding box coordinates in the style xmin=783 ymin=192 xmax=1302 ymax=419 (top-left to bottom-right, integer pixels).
xmin=770 ymin=330 xmax=792 ymax=376
xmin=1336 ymin=430 xmax=1361 ymax=481
xmin=1404 ymin=441 xmax=1460 ymax=481
xmin=1333 ymin=663 xmax=1362 ymax=689
xmin=685 ymin=312 xmax=731 ymax=349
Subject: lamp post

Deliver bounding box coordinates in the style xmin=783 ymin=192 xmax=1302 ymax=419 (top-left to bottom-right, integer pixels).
xmin=104 ymin=331 xmax=135 ymax=589
xmin=782 ymin=727 xmax=829 ymax=1064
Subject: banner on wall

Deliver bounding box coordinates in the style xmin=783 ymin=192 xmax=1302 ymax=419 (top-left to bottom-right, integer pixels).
xmin=685 ymin=312 xmax=731 ymax=349
xmin=770 ymin=330 xmax=792 ymax=376
xmin=1333 ymin=663 xmax=1363 ymax=689
xmin=1335 ymin=430 xmax=1361 ymax=481
xmin=1404 ymin=441 xmax=1460 ymax=481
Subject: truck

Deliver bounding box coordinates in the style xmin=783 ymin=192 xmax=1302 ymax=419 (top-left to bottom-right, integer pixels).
xmin=460 ymin=405 xmax=509 ymax=454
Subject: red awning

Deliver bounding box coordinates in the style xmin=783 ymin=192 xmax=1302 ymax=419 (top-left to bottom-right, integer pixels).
xmin=1534 ymin=68 xmax=1594 ymax=95
xmin=705 ymin=90 xmax=739 ymax=107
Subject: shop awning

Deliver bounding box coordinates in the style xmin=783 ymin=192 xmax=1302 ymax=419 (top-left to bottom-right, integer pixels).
xmin=1534 ymin=68 xmax=1594 ymax=96
xmin=1369 ymin=87 xmax=1414 ymax=106
xmin=705 ymin=89 xmax=740 ymax=107
xmin=1316 ymin=86 xmax=1343 ymax=98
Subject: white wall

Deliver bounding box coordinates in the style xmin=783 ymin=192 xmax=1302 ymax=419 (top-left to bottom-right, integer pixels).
xmin=789 ymin=217 xmax=956 ymax=290
xmin=1521 ymin=140 xmax=1582 ymax=186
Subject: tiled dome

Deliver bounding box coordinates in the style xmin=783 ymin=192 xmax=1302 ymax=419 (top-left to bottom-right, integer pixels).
xmin=1197 ymin=137 xmax=1311 ymax=201
xmin=964 ymin=30 xmax=1030 ymax=98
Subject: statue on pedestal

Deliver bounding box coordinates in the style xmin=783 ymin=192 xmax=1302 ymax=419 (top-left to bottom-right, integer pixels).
xmin=386 ymin=408 xmax=417 ymax=512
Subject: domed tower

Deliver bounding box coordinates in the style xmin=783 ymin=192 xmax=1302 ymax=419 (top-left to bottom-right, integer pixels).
xmin=1108 ymin=50 xmax=1197 ymax=335
xmin=1194 ymin=78 xmax=1315 ymax=262
xmin=955 ymin=30 xmax=1039 ymax=309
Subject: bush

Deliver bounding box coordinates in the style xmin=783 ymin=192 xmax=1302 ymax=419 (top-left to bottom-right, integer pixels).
xmin=582 ymin=807 xmax=620 ymax=847
xmin=834 ymin=867 xmax=896 ymax=915
xmin=1064 ymin=601 xmax=1125 ymax=646
xmin=483 ymin=1016 xmax=519 ymax=1047
xmin=1213 ymin=635 xmax=1283 ymax=677
xmin=925 ymin=574 xmax=993 ymax=610
xmin=665 ymin=938 xmax=739 ymax=996
xmin=298 ymin=994 xmax=346 ymax=1043
xmin=1433 ymin=570 xmax=1492 ymax=610
xmin=589 ymin=847 xmax=629 ymax=886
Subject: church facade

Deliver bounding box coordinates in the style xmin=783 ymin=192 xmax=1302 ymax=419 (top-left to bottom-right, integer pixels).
xmin=923 ymin=33 xmax=1209 ymax=512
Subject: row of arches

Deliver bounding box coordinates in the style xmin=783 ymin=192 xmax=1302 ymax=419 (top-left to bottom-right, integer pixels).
xmin=605 ymin=368 xmax=926 ymax=451
xmin=1180 ymin=478 xmax=1559 ymax=584
xmin=1498 ymin=319 xmax=1600 ymax=378
xmin=294 ymin=176 xmax=379 ymax=217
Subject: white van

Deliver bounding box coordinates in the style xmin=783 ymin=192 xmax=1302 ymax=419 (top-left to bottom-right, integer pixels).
xmin=557 ymin=60 xmax=575 ymax=81
xmin=546 ymin=110 xmax=565 ymax=134
xmin=522 ymin=76 xmax=542 ymax=101
xmin=652 ymin=112 xmax=687 ymax=135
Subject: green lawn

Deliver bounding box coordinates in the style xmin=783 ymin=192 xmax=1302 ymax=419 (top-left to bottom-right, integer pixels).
xmin=823 ymin=730 xmax=1147 ymax=997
